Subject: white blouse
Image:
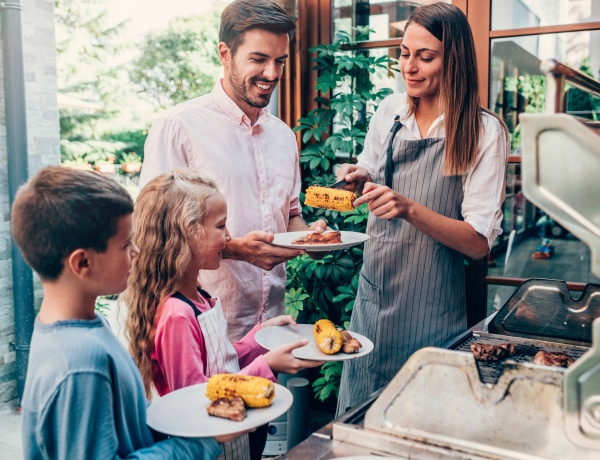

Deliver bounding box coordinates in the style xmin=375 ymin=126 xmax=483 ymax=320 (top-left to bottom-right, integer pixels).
xmin=358 ymin=93 xmax=510 ymax=249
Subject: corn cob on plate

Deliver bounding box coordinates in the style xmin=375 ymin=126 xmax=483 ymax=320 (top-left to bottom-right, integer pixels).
xmin=206 ymin=374 xmax=274 ymax=408
xmin=146 ymin=382 xmax=293 ymax=437
xmin=313 ymin=319 xmax=343 ymax=354
xmin=254 ymin=324 xmax=374 ymax=361
xmin=271 ymin=230 xmax=369 ymax=252
xmin=304 ymin=185 xmax=357 ymax=211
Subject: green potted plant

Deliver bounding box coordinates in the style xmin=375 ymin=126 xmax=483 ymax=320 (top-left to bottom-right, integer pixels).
xmin=120 ymin=151 xmax=143 ymax=173
xmin=63 ymin=156 xmax=93 ymax=171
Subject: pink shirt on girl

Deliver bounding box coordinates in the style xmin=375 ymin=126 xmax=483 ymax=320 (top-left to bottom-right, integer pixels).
xmin=150 ymin=294 xmax=275 ymax=396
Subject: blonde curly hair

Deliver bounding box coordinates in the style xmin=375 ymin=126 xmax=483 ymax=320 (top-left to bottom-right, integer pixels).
xmin=124 ymin=168 xmax=218 ymax=397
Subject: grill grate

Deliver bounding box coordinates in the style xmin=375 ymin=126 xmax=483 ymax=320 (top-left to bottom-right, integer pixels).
xmin=452 ymin=331 xmax=589 ymax=385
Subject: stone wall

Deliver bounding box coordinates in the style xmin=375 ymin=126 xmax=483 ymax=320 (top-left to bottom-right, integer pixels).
xmin=0 ymin=0 xmax=60 ymax=413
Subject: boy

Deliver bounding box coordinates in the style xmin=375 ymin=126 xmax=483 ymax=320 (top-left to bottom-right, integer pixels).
xmin=11 ymin=167 xmax=222 ymax=459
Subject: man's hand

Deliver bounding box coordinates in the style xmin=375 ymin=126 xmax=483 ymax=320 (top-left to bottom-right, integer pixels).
xmin=308 ymin=219 xmax=327 ymax=232
xmin=223 ymin=230 xmax=304 ymax=271
xmin=214 ymin=427 xmax=257 ymax=444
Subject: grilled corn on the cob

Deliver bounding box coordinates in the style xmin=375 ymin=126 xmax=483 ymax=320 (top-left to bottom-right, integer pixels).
xmin=313 ymin=319 xmax=343 ymax=354
xmin=205 ymin=374 xmax=275 ymax=408
xmin=304 ymin=186 xmax=356 ymax=211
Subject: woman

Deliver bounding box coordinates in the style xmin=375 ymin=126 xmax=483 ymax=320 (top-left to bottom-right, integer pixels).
xmin=336 ymin=2 xmax=509 ymax=414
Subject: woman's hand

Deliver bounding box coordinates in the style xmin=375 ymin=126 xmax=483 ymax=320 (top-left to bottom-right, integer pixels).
xmin=261 ymin=315 xmax=296 ymax=329
xmin=354 ymin=182 xmax=410 ymax=220
xmin=337 ymin=164 xmax=371 ymax=194
xmin=263 ymin=340 xmax=325 ymax=374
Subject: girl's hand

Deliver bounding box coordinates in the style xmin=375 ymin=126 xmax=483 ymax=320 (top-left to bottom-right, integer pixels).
xmin=264 ymin=340 xmax=325 ymax=374
xmin=261 ymin=315 xmax=296 ymax=329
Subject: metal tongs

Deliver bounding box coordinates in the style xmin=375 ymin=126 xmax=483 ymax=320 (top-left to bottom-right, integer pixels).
xmin=327 ymin=179 xmax=349 ymax=189
xmin=328 ymin=178 xmax=365 ymax=195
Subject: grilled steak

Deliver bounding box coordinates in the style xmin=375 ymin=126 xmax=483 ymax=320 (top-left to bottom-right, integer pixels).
xmin=291 ymin=231 xmax=342 ymax=245
xmin=206 ymin=396 xmax=247 ymax=421
xmin=533 ymin=350 xmax=575 ymax=367
xmin=471 ymin=342 xmax=515 ymax=361
xmin=340 ymin=330 xmax=362 ymax=353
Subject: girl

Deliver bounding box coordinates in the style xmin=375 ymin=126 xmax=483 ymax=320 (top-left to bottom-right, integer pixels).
xmin=125 ymin=169 xmax=322 ymax=460
xmin=335 ymin=2 xmax=510 ymax=414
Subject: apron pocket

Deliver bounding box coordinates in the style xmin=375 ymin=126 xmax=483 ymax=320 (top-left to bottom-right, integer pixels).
xmin=352 ymin=273 xmax=381 ymax=371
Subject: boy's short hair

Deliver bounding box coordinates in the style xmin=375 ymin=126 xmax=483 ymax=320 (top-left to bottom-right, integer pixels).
xmin=219 ymin=0 xmax=296 ymax=57
xmin=11 ymin=166 xmax=134 ymax=280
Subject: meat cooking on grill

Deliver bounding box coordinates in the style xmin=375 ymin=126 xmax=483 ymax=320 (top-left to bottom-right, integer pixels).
xmin=470 ymin=342 xmax=515 ymax=361
xmin=533 ymin=350 xmax=575 ymax=367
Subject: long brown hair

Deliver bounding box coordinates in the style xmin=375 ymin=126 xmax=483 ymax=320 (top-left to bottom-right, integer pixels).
xmin=404 ymin=3 xmax=505 ymax=176
xmin=124 ymin=169 xmax=218 ymax=397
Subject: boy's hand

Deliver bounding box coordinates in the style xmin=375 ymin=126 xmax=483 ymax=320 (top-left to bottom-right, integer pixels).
xmin=264 ymin=339 xmax=325 ymax=374
xmin=261 ymin=314 xmax=296 ymax=329
xmin=214 ymin=427 xmax=257 ymax=444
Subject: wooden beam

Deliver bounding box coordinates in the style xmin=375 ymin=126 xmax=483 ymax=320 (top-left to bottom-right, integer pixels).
xmin=491 ymin=21 xmax=600 ymax=39
xmin=465 ymin=0 xmax=492 ymax=107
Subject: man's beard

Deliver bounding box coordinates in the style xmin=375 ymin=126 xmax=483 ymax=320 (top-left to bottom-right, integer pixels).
xmin=229 ymin=61 xmax=278 ymax=109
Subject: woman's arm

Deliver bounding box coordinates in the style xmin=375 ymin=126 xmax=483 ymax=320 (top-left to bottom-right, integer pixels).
xmin=355 ymin=183 xmax=490 ymax=259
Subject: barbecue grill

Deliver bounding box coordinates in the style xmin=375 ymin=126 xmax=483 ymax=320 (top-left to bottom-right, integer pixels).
xmin=280 ymin=60 xmax=600 ymax=459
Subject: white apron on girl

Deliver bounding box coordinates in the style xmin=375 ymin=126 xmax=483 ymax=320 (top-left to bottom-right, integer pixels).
xmin=173 ymin=291 xmax=251 ymax=460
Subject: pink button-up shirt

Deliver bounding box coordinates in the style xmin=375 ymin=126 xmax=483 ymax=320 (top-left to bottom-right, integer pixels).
xmin=141 ymin=81 xmax=302 ymax=340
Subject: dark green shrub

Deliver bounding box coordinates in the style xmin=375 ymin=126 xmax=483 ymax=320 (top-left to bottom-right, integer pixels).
xmin=288 ymin=27 xmax=398 ymax=403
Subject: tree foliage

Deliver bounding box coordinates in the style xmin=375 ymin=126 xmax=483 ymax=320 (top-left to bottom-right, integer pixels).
xmin=55 ymin=0 xmax=127 ymax=103
xmin=128 ymin=14 xmax=222 ymax=108
xmin=55 ymin=0 xmax=225 ymax=166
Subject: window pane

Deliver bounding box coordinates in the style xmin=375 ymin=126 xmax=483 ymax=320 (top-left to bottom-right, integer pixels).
xmin=488 ymin=29 xmax=600 ymax=305
xmin=489 ymin=31 xmax=600 ymax=151
xmin=491 ymin=0 xmax=600 ymax=30
xmin=333 ymin=0 xmax=450 ymax=40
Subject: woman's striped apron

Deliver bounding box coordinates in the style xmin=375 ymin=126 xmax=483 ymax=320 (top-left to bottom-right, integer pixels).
xmin=336 ymin=120 xmax=466 ymax=415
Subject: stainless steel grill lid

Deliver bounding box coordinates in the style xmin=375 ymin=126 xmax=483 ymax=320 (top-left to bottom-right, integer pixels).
xmin=330 ymin=327 xmax=599 ymax=459
xmin=520 ymin=113 xmax=600 ymax=278
xmin=488 ymin=278 xmax=600 ymax=345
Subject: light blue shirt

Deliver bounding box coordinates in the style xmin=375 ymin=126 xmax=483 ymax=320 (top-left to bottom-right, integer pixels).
xmin=21 ymin=314 xmax=221 ymax=459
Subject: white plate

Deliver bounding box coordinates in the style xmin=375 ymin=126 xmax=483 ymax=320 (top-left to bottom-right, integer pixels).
xmin=271 ymin=231 xmax=369 ymax=252
xmin=331 ymin=457 xmax=403 ymax=460
xmin=146 ymin=382 xmax=293 ymax=438
xmin=255 ymin=324 xmax=374 ymax=362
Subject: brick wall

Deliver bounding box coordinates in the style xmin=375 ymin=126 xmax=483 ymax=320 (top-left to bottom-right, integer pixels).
xmin=0 ymin=0 xmax=60 ymax=413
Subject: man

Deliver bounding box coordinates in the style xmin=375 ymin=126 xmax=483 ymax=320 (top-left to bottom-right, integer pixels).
xmin=140 ymin=2 xmax=323 ymax=456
